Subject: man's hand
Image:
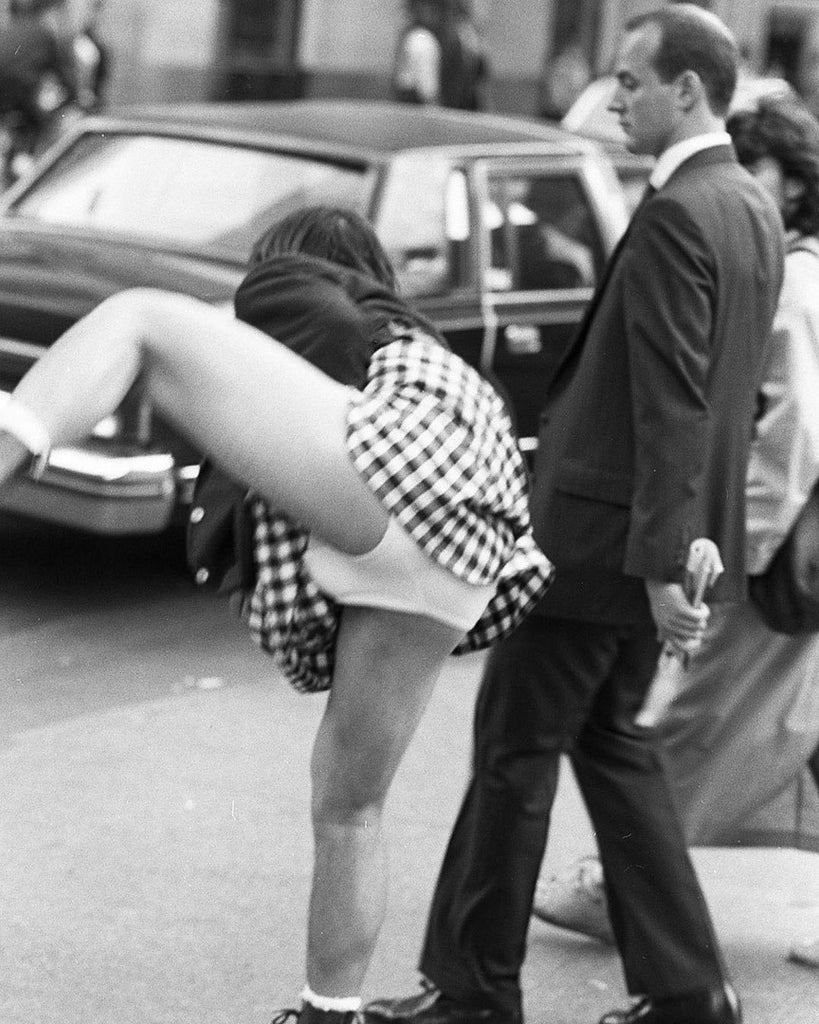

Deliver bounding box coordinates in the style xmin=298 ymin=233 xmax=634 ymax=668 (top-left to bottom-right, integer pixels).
xmin=645 ymin=579 xmax=709 ymax=656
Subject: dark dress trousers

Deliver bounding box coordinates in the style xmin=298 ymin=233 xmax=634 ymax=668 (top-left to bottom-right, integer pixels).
xmin=418 ymin=146 xmax=785 ymax=1012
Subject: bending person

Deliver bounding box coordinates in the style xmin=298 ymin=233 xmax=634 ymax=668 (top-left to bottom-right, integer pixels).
xmin=532 ymin=97 xmax=819 ymax=972
xmin=0 ymin=206 xmax=553 ymax=1023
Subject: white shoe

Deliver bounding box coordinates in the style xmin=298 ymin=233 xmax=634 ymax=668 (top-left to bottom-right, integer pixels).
xmin=789 ymin=937 xmax=819 ymax=968
xmin=531 ymin=855 xmax=615 ymax=944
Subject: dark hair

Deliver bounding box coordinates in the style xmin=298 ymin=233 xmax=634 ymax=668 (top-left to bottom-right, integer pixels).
xmin=249 ymin=205 xmax=397 ymax=291
xmin=626 ymin=5 xmax=739 ymax=116
xmin=728 ymin=97 xmax=819 ymax=236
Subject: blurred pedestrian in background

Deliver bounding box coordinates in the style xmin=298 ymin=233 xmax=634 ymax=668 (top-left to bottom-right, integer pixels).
xmin=532 ymin=95 xmax=819 ymax=975
xmin=392 ymin=0 xmax=441 ymax=105
xmin=365 ymin=7 xmax=784 ymax=1024
xmin=392 ymin=0 xmax=489 ymax=110
xmin=0 ymin=0 xmax=105 ymax=184
xmin=0 ymin=0 xmax=72 ymax=167
xmin=70 ymin=0 xmax=109 ymax=112
xmin=439 ymin=0 xmax=489 ymax=111
xmin=539 ymin=37 xmax=592 ymax=121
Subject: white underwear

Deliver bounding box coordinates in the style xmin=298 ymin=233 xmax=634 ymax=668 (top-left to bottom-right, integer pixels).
xmin=304 ymin=517 xmax=496 ymax=631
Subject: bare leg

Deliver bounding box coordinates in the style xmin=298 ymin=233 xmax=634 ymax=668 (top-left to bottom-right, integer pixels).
xmin=5 ymin=289 xmax=388 ymax=554
xmin=306 ymin=606 xmax=464 ymax=995
xmin=5 ymin=289 xmax=470 ymax=993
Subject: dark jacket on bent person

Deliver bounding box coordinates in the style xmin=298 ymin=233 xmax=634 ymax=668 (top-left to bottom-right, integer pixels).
xmin=186 ymin=254 xmax=446 ymax=600
xmin=529 ymin=144 xmax=785 ymax=624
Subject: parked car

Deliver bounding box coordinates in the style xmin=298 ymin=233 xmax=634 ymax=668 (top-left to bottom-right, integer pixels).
xmin=0 ymin=99 xmax=630 ymax=535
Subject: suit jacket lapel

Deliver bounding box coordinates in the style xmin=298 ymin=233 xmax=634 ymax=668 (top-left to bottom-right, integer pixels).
xmin=545 ymin=183 xmax=657 ymax=400
xmin=543 ymin=146 xmax=737 ymax=408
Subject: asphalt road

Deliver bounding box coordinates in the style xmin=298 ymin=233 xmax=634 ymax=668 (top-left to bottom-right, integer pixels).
xmin=1 ymin=514 xmax=817 ymax=1024
xmin=0 ymin=514 xmax=212 ymax=740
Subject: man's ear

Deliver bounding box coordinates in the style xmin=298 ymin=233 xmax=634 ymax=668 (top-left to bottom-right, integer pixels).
xmin=785 ymin=177 xmax=807 ymax=204
xmin=675 ymin=69 xmax=704 ymax=111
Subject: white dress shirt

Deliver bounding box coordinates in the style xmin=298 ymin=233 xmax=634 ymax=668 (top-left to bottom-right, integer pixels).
xmin=650 ymin=131 xmax=733 ymax=190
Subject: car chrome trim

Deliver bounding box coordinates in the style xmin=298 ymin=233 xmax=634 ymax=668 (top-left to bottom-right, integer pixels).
xmin=44 ymin=447 xmax=175 ymax=484
xmin=0 ymin=337 xmax=48 ymax=361
xmin=0 ymin=445 xmax=178 ymax=534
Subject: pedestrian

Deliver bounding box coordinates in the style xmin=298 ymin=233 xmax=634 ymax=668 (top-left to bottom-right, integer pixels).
xmin=70 ymin=0 xmax=109 ymax=112
xmin=0 ymin=0 xmax=75 ymax=181
xmin=391 ymin=0 xmax=442 ymax=105
xmin=438 ymin=1 xmax=489 ymax=112
xmin=531 ymin=95 xmax=819 ymax=974
xmin=0 ymin=204 xmax=553 ymax=1024
xmin=392 ymin=0 xmax=489 ymax=111
xmin=364 ymin=7 xmax=784 ymax=1024
xmin=0 ymin=0 xmax=69 ymax=125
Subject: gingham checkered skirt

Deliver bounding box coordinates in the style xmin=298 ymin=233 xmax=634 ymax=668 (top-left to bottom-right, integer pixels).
xmin=247 ymin=331 xmax=553 ymax=693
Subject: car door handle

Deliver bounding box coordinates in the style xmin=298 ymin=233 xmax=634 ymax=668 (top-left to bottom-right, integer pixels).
xmin=503 ymin=324 xmax=542 ymax=355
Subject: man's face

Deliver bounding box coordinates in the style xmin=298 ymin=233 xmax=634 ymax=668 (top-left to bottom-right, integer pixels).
xmin=608 ymin=24 xmax=679 ymax=157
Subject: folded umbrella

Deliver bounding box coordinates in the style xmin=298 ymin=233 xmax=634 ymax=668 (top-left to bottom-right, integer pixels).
xmin=635 ymin=538 xmax=724 ymax=727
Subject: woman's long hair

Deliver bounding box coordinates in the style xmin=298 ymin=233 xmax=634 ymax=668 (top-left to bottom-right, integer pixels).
xmin=728 ymin=97 xmax=819 ymax=236
xmin=248 ymin=205 xmax=397 ymax=291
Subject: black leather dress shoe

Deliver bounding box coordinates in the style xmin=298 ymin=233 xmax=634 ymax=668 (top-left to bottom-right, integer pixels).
xmin=364 ymin=986 xmax=520 ymax=1024
xmin=598 ymin=984 xmax=741 ymax=1024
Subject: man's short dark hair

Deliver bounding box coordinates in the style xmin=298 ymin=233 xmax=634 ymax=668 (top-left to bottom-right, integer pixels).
xmin=626 ymin=4 xmax=739 ymax=116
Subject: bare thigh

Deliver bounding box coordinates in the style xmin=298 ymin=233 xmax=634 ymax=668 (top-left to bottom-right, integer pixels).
xmin=17 ymin=291 xmax=389 ymax=554
xmin=145 ymin=297 xmax=391 ymax=553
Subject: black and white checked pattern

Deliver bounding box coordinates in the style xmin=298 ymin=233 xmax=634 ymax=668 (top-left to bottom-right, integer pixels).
xmin=246 ymin=329 xmax=554 ymax=693
xmin=246 ymin=508 xmax=339 ymax=694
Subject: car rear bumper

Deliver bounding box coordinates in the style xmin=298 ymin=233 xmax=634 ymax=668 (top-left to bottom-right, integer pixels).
xmin=0 ymin=443 xmax=197 ymax=534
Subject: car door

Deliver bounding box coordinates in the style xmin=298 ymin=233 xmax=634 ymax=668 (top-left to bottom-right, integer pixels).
xmin=375 ymin=151 xmax=491 ymax=400
xmin=473 ymin=155 xmax=622 ymax=455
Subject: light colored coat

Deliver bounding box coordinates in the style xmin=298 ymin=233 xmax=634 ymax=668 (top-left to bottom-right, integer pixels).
xmin=746 ymin=234 xmax=819 ymax=573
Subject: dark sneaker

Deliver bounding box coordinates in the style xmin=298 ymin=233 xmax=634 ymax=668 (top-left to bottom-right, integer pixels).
xmin=271 ymin=1006 xmax=363 ymax=1024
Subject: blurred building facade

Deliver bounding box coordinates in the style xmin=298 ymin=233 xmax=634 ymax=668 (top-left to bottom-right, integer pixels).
xmin=58 ymin=0 xmax=819 ymax=117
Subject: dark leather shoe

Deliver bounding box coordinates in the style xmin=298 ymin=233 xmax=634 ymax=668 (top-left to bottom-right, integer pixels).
xmin=599 ymin=984 xmax=741 ymax=1024
xmin=364 ymin=986 xmax=520 ymax=1024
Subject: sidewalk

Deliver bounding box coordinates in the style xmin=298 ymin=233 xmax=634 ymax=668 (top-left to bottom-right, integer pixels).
xmin=0 ymin=647 xmax=817 ymax=1024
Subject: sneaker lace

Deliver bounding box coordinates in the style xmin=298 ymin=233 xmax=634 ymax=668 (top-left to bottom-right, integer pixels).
xmin=270 ymin=1010 xmax=301 ymax=1024
xmin=270 ymin=1009 xmax=369 ymax=1024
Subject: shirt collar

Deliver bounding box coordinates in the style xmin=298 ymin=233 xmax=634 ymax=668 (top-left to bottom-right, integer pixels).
xmin=649 ymin=131 xmax=732 ymax=190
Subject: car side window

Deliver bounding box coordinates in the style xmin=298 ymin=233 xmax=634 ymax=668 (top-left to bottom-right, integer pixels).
xmin=485 ymin=172 xmax=603 ymax=293
xmin=376 ymin=155 xmax=471 ymax=298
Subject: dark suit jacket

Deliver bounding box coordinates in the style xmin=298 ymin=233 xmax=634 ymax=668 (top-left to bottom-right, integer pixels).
xmin=530 ymin=145 xmax=785 ymax=624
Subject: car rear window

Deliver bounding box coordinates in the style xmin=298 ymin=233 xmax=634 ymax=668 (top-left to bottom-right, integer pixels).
xmin=9 ymin=132 xmax=372 ymax=263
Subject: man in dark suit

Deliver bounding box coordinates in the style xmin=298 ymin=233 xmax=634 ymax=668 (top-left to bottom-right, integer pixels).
xmin=366 ymin=6 xmax=785 ymax=1024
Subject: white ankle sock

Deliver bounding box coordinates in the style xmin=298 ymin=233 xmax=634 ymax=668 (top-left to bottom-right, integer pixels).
xmin=301 ymin=985 xmax=362 ymax=1013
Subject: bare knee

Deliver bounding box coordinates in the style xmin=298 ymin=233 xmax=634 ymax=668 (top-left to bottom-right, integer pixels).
xmin=309 ymin=716 xmax=391 ymax=830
